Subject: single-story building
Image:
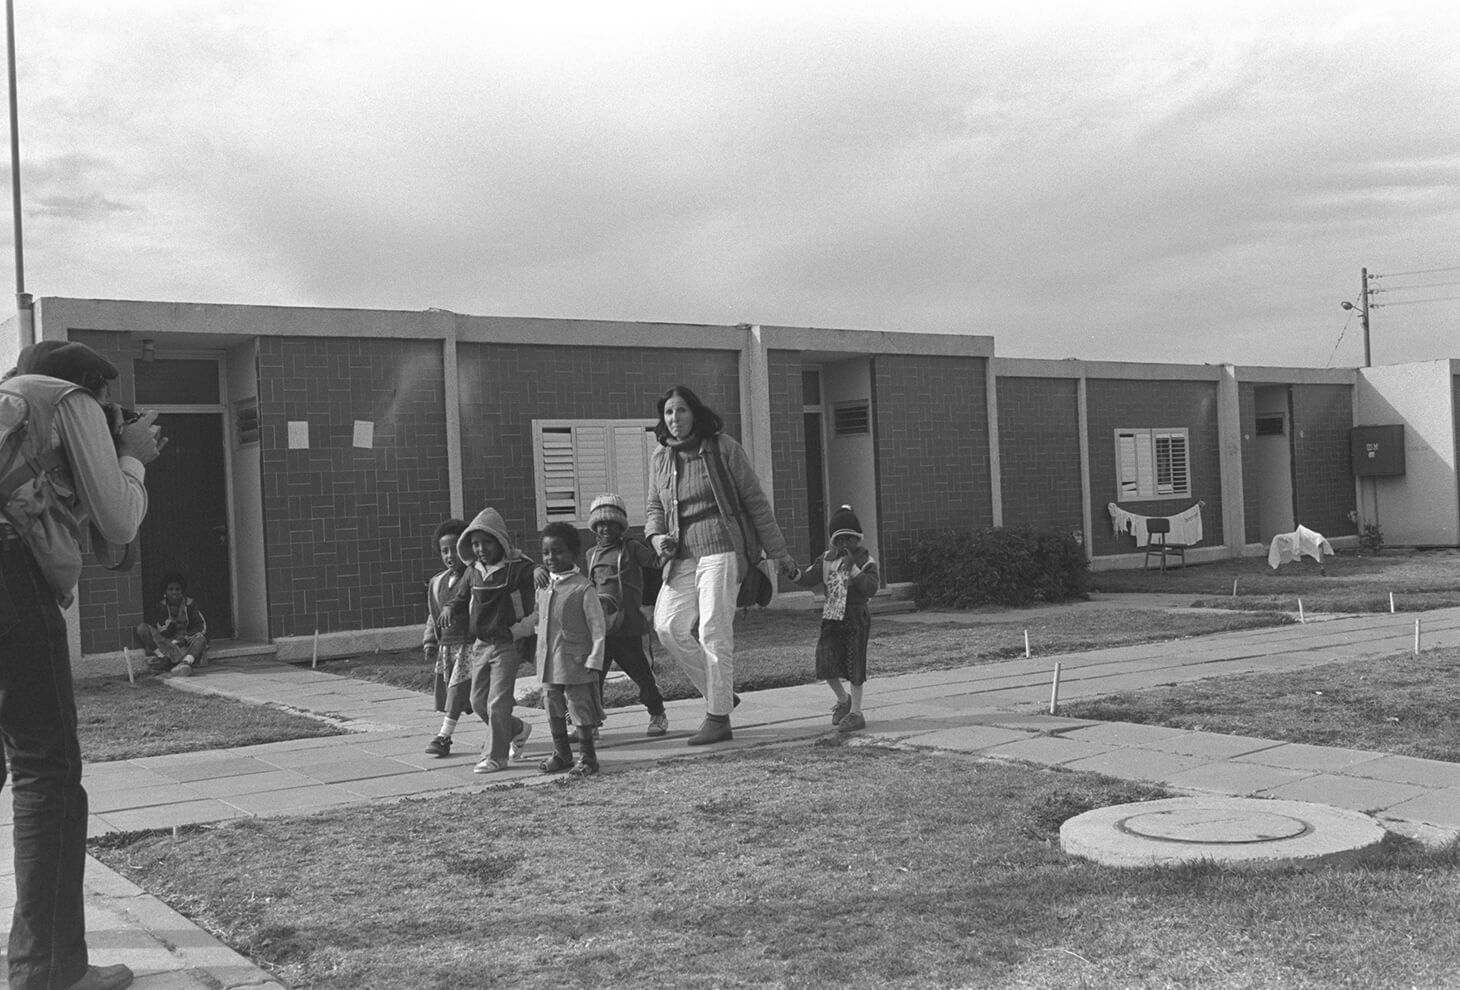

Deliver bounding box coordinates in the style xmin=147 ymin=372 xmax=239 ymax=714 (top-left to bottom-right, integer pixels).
xmin=2 ymin=297 xmax=1448 ymax=663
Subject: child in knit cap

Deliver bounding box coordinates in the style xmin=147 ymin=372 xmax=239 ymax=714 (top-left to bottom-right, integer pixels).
xmin=791 ymin=505 xmax=879 ymax=732
xmin=586 ymin=492 xmax=670 ymax=736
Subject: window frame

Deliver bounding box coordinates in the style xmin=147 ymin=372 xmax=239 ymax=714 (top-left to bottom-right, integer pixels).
xmin=1114 ymin=427 xmax=1191 ymax=500
xmin=530 ymin=419 xmax=658 ymax=529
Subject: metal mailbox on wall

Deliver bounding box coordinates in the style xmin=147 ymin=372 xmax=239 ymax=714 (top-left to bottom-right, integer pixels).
xmin=1350 ymin=425 xmax=1405 ymax=477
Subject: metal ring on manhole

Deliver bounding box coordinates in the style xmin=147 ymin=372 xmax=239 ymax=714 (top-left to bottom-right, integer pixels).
xmin=1118 ymin=809 xmax=1313 ymax=845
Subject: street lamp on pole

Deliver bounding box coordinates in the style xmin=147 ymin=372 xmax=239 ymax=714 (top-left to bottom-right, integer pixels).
xmin=1340 ymin=266 xmax=1372 ymax=367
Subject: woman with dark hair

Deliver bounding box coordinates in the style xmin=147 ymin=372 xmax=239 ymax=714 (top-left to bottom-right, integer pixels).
xmin=645 ymin=385 xmax=797 ymax=745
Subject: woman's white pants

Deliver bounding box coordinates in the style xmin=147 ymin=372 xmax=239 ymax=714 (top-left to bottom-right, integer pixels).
xmin=654 ymin=552 xmax=738 ymax=717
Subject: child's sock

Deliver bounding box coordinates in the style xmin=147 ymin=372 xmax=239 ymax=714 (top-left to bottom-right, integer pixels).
xmin=549 ymin=716 xmax=574 ymax=761
xmin=438 ymin=715 xmax=458 ymax=738
xmin=577 ymin=725 xmax=598 ymax=766
xmin=849 ymin=682 xmax=864 ymax=714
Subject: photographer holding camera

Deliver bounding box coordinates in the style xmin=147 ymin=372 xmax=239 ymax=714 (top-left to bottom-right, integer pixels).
xmin=1 ymin=341 xmax=164 ymax=990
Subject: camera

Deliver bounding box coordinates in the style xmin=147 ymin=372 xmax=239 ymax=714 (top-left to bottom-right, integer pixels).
xmin=104 ymin=404 xmax=143 ymax=447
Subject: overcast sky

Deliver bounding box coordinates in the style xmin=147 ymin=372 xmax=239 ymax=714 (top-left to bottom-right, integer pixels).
xmin=5 ymin=1 xmax=1458 ymax=367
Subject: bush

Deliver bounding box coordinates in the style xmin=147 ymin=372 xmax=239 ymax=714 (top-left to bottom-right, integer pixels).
xmin=907 ymin=525 xmax=1090 ymax=608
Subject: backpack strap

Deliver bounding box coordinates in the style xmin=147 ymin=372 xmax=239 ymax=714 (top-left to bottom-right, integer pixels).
xmin=0 ymin=448 xmax=66 ymax=502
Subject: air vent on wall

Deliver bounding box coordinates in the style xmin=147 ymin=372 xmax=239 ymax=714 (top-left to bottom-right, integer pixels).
xmin=1255 ymin=416 xmax=1285 ymax=437
xmin=234 ymin=397 xmax=260 ymax=446
xmin=833 ymin=400 xmax=870 ymax=437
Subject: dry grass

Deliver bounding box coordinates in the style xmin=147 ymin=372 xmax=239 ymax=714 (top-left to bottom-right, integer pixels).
xmin=1091 ymin=547 xmax=1460 ymax=613
xmin=92 ymin=745 xmax=1460 ymax=990
xmin=1060 ymin=647 xmax=1460 ymax=762
xmin=77 ymin=677 xmax=346 ymax=762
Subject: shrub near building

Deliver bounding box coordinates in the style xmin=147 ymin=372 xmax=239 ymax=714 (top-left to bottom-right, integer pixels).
xmin=908 ymin=526 xmax=1090 ymax=608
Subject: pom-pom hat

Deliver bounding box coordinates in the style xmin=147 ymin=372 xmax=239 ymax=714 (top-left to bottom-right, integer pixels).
xmin=589 ymin=492 xmax=629 ymax=529
xmin=829 ymin=504 xmax=862 ymax=540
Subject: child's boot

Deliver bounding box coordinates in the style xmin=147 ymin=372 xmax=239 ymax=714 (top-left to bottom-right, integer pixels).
xmin=571 ymin=725 xmax=599 ymax=777
xmin=540 ymin=716 xmax=574 ymax=774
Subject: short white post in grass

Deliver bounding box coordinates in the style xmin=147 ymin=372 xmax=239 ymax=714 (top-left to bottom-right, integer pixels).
xmin=123 ymin=648 xmax=135 ymax=686
xmin=1232 ymin=577 xmax=1238 ymax=597
xmin=1298 ymin=598 xmax=1305 ymax=624
xmin=1024 ymin=629 xmax=1031 ymax=659
xmin=1049 ymin=662 xmax=1062 ymax=715
xmin=311 ymin=628 xmax=320 ymax=669
xmin=1390 ymin=592 xmax=1395 ymax=614
xmin=1414 ymin=618 xmax=1421 ymax=656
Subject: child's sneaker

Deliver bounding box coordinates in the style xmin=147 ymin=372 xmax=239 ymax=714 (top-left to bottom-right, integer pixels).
xmin=831 ymin=698 xmax=851 ymax=725
xmin=509 ymin=722 xmax=533 ymax=761
xmin=569 ymin=758 xmax=599 ymax=778
xmin=173 ymin=658 xmax=195 ymax=677
xmin=647 ymin=713 xmax=669 ymax=737
xmin=837 ymin=712 xmax=866 ymax=733
xmin=425 ymin=735 xmax=452 ymax=757
xmin=474 ymin=756 xmax=509 ymax=774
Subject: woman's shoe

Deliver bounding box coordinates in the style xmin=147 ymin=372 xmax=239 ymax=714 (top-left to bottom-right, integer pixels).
xmin=687 ymin=715 xmax=732 ymax=746
xmin=837 ymin=712 xmax=866 ymax=733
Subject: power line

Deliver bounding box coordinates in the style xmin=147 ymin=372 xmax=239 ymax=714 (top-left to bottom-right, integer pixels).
xmin=1372 ymin=295 xmax=1460 ymax=308
xmin=1372 ymin=266 xmax=1460 ymax=279
xmin=1371 ymin=280 xmax=1460 ymax=293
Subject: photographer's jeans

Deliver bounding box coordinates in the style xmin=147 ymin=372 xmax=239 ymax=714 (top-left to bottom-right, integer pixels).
xmin=0 ymin=536 xmax=90 ymax=990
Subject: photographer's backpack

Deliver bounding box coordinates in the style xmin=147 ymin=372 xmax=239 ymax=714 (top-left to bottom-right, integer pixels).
xmin=0 ymin=380 xmax=137 ymax=575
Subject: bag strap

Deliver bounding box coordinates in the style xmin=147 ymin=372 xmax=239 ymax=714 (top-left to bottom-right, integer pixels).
xmin=0 ymin=448 xmax=66 ymax=503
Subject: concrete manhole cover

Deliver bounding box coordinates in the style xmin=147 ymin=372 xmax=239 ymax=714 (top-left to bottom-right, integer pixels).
xmin=1061 ymin=797 xmax=1386 ymax=869
xmin=1120 ymin=808 xmax=1310 ymax=844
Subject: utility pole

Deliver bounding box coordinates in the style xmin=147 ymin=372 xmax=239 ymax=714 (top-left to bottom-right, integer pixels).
xmin=1359 ymin=266 xmax=1371 ymax=367
xmin=1341 ymin=267 xmax=1373 ymax=367
xmin=5 ymin=0 xmax=31 ymax=346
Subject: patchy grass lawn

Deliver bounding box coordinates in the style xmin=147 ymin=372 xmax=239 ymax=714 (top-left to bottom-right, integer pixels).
xmin=315 ymin=605 xmax=1291 ymax=708
xmin=1059 ymin=647 xmax=1460 ymax=762
xmin=77 ymin=677 xmax=347 ymax=762
xmin=92 ymin=745 xmax=1460 ymax=990
xmin=1090 ymin=547 xmax=1460 ymax=613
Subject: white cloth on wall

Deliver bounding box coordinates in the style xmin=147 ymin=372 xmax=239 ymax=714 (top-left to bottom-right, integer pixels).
xmin=1267 ymin=525 xmax=1335 ymax=569
xmin=1107 ymin=502 xmax=1203 ymax=548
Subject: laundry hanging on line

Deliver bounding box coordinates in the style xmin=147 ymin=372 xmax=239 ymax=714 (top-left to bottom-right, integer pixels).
xmin=1107 ymin=502 xmax=1204 ymax=548
xmin=1268 ymin=525 xmax=1334 ymax=569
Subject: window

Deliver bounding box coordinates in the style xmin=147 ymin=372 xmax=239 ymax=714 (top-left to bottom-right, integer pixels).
xmin=1115 ymin=428 xmax=1190 ymax=499
xmin=532 ymin=420 xmax=657 ymax=528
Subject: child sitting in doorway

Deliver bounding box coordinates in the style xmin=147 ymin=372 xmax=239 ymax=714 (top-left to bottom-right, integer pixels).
xmin=135 ymin=571 xmax=209 ymax=676
xmin=791 ymin=505 xmax=879 ymax=732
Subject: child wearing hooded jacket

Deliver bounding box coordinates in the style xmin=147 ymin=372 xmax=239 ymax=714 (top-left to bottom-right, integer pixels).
xmin=450 ymin=507 xmax=537 ymax=772
xmin=791 ymin=505 xmax=880 ymax=732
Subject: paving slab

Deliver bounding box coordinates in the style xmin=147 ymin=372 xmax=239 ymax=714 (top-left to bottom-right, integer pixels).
xmin=1259 ymin=773 xmax=1432 ymax=814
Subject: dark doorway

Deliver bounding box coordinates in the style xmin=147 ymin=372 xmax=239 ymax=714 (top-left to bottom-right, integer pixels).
xmin=139 ymin=413 xmax=234 ymax=637
xmin=804 ymin=411 xmax=826 ymax=559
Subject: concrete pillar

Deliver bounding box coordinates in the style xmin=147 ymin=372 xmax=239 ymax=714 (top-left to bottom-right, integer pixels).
xmin=1217 ymin=364 xmax=1246 ymax=556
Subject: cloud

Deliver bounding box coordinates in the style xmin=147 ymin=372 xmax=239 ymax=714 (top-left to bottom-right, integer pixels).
xmin=6 ymin=1 xmax=1459 ymax=367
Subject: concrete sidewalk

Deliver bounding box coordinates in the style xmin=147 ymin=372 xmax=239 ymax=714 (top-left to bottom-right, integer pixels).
xmin=5 ymin=604 xmax=1460 ymax=988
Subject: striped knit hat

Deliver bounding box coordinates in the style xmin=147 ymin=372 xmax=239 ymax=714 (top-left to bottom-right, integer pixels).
xmin=589 ymin=492 xmax=629 ymax=529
